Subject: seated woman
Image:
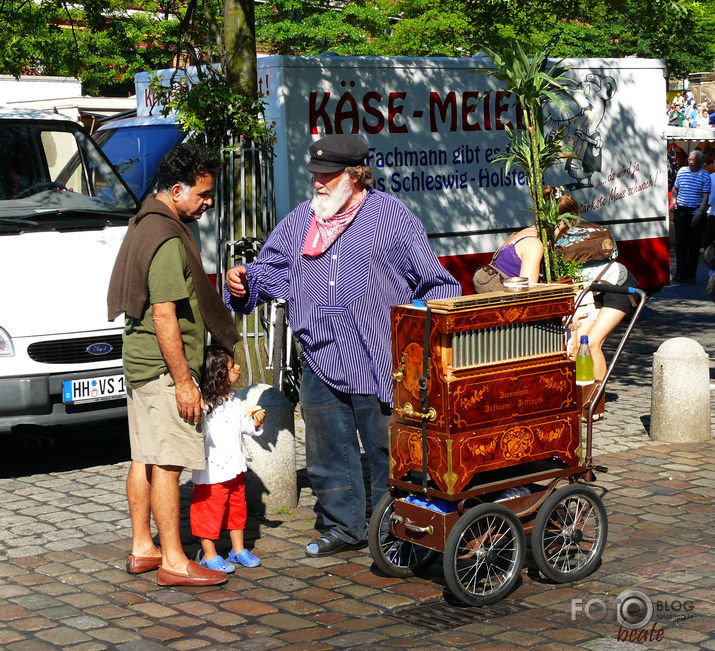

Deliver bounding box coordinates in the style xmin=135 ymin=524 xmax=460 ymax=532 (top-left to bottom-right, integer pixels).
xmin=569 ymin=258 xmax=639 ymax=421
xmin=550 ymin=190 xmax=639 ymax=421
xmin=474 ymin=186 xmax=638 ymax=421
xmin=473 ymin=188 xmax=576 ymax=287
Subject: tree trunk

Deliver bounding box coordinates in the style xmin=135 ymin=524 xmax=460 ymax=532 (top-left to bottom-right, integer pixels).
xmin=223 ymin=0 xmax=269 ymax=388
xmin=223 ymin=0 xmax=257 ymax=99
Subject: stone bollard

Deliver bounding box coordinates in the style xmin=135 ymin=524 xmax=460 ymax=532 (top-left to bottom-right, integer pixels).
xmin=239 ymin=383 xmax=298 ymax=514
xmin=650 ymin=337 xmax=712 ymax=442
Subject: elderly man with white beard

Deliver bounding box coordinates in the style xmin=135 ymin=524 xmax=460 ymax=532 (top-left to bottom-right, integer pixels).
xmin=224 ymin=134 xmax=461 ymax=557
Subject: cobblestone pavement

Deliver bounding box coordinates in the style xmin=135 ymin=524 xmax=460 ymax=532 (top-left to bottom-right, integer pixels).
xmin=0 ymin=262 xmax=712 ymax=649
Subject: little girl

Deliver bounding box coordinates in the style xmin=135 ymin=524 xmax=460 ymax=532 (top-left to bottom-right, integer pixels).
xmin=190 ymin=345 xmax=265 ymax=572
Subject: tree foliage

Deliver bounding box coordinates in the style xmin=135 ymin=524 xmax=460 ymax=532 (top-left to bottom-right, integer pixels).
xmin=255 ymin=0 xmax=387 ymax=55
xmin=150 ymin=70 xmax=274 ymax=152
xmin=255 ymin=0 xmax=715 ymax=79
xmin=2 ymin=0 xmax=714 ymax=95
xmin=0 ymin=0 xmax=220 ymax=96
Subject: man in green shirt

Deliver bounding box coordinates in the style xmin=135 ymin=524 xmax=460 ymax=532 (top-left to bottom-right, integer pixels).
xmin=108 ymin=143 xmax=239 ymax=587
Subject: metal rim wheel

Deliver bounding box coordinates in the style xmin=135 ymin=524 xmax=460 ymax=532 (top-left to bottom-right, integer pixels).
xmin=443 ymin=503 xmax=526 ymax=606
xmin=531 ymin=484 xmax=608 ymax=583
xmin=368 ymin=492 xmax=439 ymax=578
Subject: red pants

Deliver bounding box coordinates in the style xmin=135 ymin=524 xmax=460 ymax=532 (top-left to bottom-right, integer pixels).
xmin=190 ymin=473 xmax=246 ymax=540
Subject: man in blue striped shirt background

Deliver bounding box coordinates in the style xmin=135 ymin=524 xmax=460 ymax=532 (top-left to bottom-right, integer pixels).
xmin=225 ymin=134 xmax=461 ymax=557
xmin=672 ymin=149 xmax=711 ymax=282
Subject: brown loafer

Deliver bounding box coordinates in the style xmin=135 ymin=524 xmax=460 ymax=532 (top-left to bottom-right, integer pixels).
xmin=157 ymin=560 xmax=227 ymax=587
xmin=126 ymin=553 xmax=162 ymax=574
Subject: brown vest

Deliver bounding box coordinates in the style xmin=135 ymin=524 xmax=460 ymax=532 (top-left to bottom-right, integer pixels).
xmin=107 ymin=195 xmax=240 ymax=352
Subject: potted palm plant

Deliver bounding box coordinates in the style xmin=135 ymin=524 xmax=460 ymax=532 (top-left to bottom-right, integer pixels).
xmin=482 ymin=38 xmax=579 ymax=282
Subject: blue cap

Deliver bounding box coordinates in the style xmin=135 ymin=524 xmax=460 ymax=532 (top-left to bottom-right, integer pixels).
xmin=580 ymin=335 xmax=589 ymax=344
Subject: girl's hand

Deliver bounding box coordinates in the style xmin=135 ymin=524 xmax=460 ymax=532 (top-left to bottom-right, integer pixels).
xmin=247 ymin=406 xmax=265 ymax=429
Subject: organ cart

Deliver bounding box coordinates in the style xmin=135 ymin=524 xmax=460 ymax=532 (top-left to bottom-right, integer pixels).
xmin=367 ymin=282 xmax=647 ymax=606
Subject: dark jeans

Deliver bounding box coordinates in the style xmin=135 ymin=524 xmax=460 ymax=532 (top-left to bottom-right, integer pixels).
xmin=299 ymin=361 xmax=391 ymax=544
xmin=674 ymin=206 xmax=706 ymax=279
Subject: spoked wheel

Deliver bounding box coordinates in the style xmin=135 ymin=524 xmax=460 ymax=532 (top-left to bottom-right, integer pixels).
xmin=531 ymin=484 xmax=607 ymax=583
xmin=368 ymin=492 xmax=439 ymax=577
xmin=443 ymin=503 xmax=525 ymax=606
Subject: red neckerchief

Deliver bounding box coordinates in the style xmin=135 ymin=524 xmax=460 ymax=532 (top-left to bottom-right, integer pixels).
xmin=301 ymin=190 xmax=367 ymax=257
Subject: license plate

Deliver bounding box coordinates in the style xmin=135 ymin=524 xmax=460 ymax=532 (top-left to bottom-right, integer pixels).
xmin=62 ymin=374 xmax=126 ymax=404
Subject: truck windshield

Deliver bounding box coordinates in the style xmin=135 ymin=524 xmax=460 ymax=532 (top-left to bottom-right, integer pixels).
xmin=95 ymin=124 xmax=184 ymax=201
xmin=0 ymin=120 xmax=138 ymax=231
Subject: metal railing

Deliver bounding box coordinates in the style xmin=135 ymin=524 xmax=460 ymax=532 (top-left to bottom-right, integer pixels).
xmin=214 ymin=134 xmax=277 ymax=388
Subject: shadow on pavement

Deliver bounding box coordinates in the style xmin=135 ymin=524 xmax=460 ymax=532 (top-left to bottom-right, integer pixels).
xmin=0 ymin=419 xmax=130 ymax=478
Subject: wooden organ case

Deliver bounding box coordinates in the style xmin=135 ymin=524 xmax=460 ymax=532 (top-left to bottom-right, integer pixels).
xmin=389 ymin=285 xmax=581 ymax=497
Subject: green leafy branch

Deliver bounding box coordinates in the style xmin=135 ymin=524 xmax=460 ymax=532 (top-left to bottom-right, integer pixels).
xmin=481 ymin=36 xmax=577 ymax=282
xmin=150 ymin=70 xmax=275 ymax=156
xmin=540 ymin=194 xmax=585 ymax=282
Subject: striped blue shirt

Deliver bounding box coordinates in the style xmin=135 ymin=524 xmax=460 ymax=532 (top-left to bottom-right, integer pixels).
xmin=225 ymin=189 xmax=461 ymax=404
xmin=675 ymin=166 xmax=711 ymax=208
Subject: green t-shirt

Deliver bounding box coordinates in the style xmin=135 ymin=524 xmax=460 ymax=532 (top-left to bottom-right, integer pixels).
xmin=122 ymin=238 xmax=207 ymax=388
xmin=669 ymin=109 xmax=686 ymax=127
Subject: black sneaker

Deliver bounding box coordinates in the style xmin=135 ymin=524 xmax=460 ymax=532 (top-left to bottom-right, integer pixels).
xmin=305 ymin=533 xmax=367 ymax=558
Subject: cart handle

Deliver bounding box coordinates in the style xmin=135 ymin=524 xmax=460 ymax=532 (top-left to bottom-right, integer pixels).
xmin=405 ymin=521 xmax=434 ymax=535
xmin=396 ymin=402 xmax=437 ymax=421
xmin=564 ymin=282 xmax=641 ymax=331
xmin=589 ymin=282 xmax=639 ymax=295
xmin=389 ymin=514 xmax=434 ymax=536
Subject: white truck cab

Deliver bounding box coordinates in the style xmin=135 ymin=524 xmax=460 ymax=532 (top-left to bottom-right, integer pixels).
xmin=0 ymin=107 xmax=139 ymax=431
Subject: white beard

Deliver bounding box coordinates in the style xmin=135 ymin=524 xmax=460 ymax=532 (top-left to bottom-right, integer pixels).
xmin=310 ymin=173 xmax=354 ymax=222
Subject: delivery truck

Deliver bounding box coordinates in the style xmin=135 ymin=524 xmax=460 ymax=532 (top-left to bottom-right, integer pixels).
xmin=136 ymin=55 xmax=669 ymax=291
xmin=0 ymin=107 xmax=139 ymax=431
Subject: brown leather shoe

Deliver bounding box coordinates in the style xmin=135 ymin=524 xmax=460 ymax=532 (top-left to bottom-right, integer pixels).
xmin=126 ymin=553 xmax=162 ymax=574
xmin=157 ymin=560 xmax=227 ymax=587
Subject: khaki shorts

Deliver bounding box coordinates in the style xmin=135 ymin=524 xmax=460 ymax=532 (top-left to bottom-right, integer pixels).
xmin=127 ymin=373 xmax=206 ymax=470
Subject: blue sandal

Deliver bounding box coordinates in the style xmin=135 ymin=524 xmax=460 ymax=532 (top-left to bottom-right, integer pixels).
xmin=228 ymin=548 xmax=261 ymax=567
xmin=200 ymin=555 xmax=235 ymax=573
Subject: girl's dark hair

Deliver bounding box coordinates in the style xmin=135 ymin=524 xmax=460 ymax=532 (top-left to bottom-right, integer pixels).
xmin=200 ymin=345 xmax=232 ymax=414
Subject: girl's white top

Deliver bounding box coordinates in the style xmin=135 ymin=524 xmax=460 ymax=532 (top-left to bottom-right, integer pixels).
xmin=192 ymin=390 xmax=263 ymax=485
